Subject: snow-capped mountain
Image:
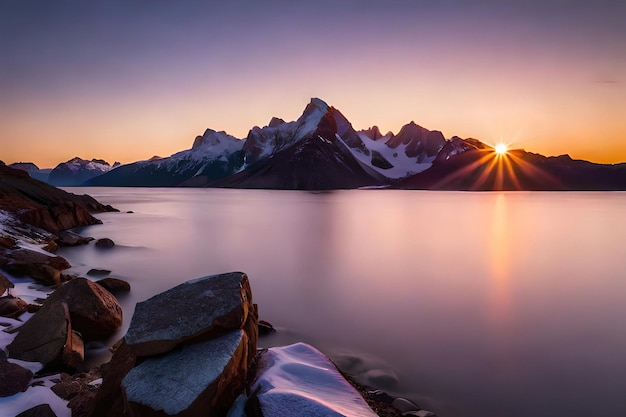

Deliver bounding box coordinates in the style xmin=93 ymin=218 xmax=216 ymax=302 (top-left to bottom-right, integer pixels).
xmin=7 ymin=162 xmax=51 ymax=183
xmin=85 ymin=129 xmax=244 ymax=187
xmin=48 ymin=157 xmax=119 ymax=186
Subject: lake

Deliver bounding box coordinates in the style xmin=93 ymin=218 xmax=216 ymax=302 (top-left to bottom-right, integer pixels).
xmin=59 ymin=188 xmax=626 ymax=417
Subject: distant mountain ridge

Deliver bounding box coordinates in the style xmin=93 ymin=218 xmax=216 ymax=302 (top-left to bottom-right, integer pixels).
xmin=14 ymin=98 xmax=626 ymax=190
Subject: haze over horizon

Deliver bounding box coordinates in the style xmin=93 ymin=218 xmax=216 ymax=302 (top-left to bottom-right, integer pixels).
xmin=2 ymin=0 xmax=625 ymax=168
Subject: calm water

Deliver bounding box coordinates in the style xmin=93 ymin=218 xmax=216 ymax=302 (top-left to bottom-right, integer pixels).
xmin=60 ymin=188 xmax=626 ymax=417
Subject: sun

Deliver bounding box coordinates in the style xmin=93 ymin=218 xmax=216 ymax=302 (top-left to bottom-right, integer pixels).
xmin=494 ymin=143 xmax=508 ymax=155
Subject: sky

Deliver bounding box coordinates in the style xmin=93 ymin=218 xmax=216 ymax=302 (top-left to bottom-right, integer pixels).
xmin=1 ymin=0 xmax=625 ymax=167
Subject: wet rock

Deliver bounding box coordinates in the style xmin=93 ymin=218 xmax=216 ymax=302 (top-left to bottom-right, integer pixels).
xmin=248 ymin=343 xmax=378 ymax=417
xmin=0 ymin=248 xmax=70 ymax=286
xmin=258 ymin=319 xmax=276 ymax=335
xmin=391 ymin=397 xmax=420 ymax=413
xmin=95 ymin=278 xmax=131 ymax=296
xmin=0 ymin=272 xmax=14 ymax=294
xmin=0 ymin=359 xmax=33 ymax=397
xmin=15 ymin=404 xmax=58 ymax=417
xmin=125 ymin=272 xmax=255 ymax=357
xmin=0 ymin=295 xmax=28 ymax=318
xmin=51 ymin=371 xmax=101 ymax=401
xmin=56 ymin=230 xmax=94 ymax=247
xmin=7 ymin=301 xmax=78 ymax=369
xmin=123 ymin=330 xmax=250 ymax=417
xmin=18 ymin=203 xmax=103 ymax=235
xmin=95 ymin=238 xmax=115 ymax=249
xmin=42 ymin=240 xmax=59 ymax=253
xmin=87 ymin=268 xmax=111 ymax=277
xmin=46 ymin=278 xmax=122 ymax=340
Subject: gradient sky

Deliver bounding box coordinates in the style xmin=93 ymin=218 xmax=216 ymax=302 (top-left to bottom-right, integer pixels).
xmin=2 ymin=0 xmax=625 ymax=167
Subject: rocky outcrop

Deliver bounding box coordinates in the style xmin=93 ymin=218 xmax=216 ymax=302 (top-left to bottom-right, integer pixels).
xmin=45 ymin=278 xmax=123 ymax=340
xmin=95 ymin=238 xmax=115 ymax=249
xmin=0 ymin=295 xmax=28 ymax=318
xmin=0 ymin=271 xmax=14 ymax=294
xmin=90 ymin=272 xmax=258 ymax=417
xmin=247 ymin=343 xmax=378 ymax=417
xmin=56 ymin=231 xmax=94 ymax=247
xmin=0 ymin=164 xmax=117 ymax=234
xmin=0 ymin=359 xmax=33 ymax=397
xmin=0 ymin=248 xmax=71 ymax=286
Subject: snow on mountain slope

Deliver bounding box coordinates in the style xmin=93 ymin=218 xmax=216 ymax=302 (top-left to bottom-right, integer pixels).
xmin=48 ymin=157 xmax=118 ymax=186
xmin=243 ymin=98 xmax=329 ymax=165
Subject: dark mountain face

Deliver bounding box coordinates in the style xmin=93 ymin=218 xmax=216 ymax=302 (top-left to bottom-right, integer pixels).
xmin=385 ymin=122 xmax=446 ymax=160
xmin=211 ymin=112 xmax=385 ymax=190
xmin=395 ymin=148 xmax=626 ymax=191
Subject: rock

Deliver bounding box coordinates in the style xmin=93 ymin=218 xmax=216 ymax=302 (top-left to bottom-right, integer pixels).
xmin=0 ymin=359 xmax=33 ymax=397
xmin=56 ymin=231 xmax=94 ymax=247
xmin=392 ymin=397 xmax=420 ymax=413
xmin=258 ymin=319 xmax=276 ymax=335
xmin=125 ymin=272 xmax=255 ymax=357
xmin=51 ymin=371 xmax=101 ymax=401
xmin=42 ymin=240 xmax=59 ymax=253
xmin=0 ymin=295 xmax=28 ymax=318
xmin=89 ymin=340 xmax=138 ymax=417
xmin=402 ymin=411 xmax=437 ymax=417
xmin=87 ymin=268 xmax=111 ymax=277
xmin=95 ymin=238 xmax=115 ymax=249
xmin=18 ymin=203 xmax=104 ymax=234
xmin=0 ymin=248 xmax=71 ymax=286
xmin=46 ymin=278 xmax=122 ymax=340
xmin=95 ymin=278 xmax=130 ymax=296
xmin=0 ymin=272 xmax=14 ymax=294
xmin=122 ymin=330 xmax=250 ymax=417
xmin=7 ymin=301 xmax=79 ymax=370
xmin=0 ymin=236 xmax=17 ymax=249
xmin=15 ymin=404 xmax=58 ymax=417
xmin=248 ymin=343 xmax=378 ymax=417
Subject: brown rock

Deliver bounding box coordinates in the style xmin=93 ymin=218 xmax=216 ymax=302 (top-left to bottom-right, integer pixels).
xmin=125 ymin=272 xmax=254 ymax=357
xmin=0 ymin=359 xmax=33 ymax=397
xmin=0 ymin=236 xmax=17 ymax=249
xmin=18 ymin=203 xmax=103 ymax=234
xmin=0 ymin=248 xmax=70 ymax=286
xmin=95 ymin=278 xmax=131 ymax=296
xmin=90 ymin=340 xmax=137 ymax=417
xmin=0 ymin=295 xmax=28 ymax=318
xmin=0 ymin=271 xmax=14 ymax=294
xmin=42 ymin=240 xmax=59 ymax=253
xmin=15 ymin=404 xmax=58 ymax=417
xmin=46 ymin=278 xmax=122 ymax=340
xmin=95 ymin=238 xmax=115 ymax=248
xmin=56 ymin=231 xmax=94 ymax=247
xmin=7 ymin=301 xmax=78 ymax=369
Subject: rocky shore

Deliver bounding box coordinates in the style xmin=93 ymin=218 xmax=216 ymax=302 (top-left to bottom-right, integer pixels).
xmin=0 ymin=163 xmax=436 ymax=417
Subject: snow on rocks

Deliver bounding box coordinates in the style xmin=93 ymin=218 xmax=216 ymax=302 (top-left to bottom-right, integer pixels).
xmin=248 ymin=342 xmax=378 ymax=417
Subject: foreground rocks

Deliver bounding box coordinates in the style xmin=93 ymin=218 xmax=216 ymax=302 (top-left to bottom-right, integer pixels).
xmin=90 ymin=272 xmax=258 ymax=417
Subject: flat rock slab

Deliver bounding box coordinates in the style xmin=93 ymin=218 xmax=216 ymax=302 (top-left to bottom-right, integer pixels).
xmin=125 ymin=272 xmax=253 ymax=357
xmin=122 ymin=329 xmax=248 ymax=417
xmin=250 ymin=343 xmax=378 ymax=417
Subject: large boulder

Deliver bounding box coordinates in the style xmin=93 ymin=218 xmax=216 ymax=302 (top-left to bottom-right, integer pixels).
xmin=125 ymin=272 xmax=255 ymax=357
xmin=7 ymin=301 xmax=82 ymax=370
xmin=122 ymin=330 xmax=251 ymax=417
xmin=56 ymin=230 xmax=94 ymax=247
xmin=0 ymin=359 xmax=33 ymax=397
xmin=95 ymin=278 xmax=131 ymax=296
xmin=247 ymin=343 xmax=378 ymax=417
xmin=46 ymin=278 xmax=122 ymax=340
xmin=0 ymin=295 xmax=28 ymax=318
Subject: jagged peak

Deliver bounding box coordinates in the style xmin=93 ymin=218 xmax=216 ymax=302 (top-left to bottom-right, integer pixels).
xmin=268 ymin=117 xmax=285 ymax=128
xmin=192 ymin=129 xmax=239 ymax=150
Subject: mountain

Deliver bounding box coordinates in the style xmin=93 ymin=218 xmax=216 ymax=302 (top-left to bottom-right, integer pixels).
xmin=47 ymin=157 xmax=119 ymax=186
xmin=212 ymin=105 xmax=386 ymax=189
xmin=8 ymin=162 xmax=52 ymax=183
xmin=394 ymin=144 xmax=626 ymax=191
xmin=85 ymin=129 xmax=244 ymax=187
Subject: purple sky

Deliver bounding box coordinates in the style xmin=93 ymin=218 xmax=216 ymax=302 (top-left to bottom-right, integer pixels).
xmin=2 ymin=0 xmax=625 ymax=167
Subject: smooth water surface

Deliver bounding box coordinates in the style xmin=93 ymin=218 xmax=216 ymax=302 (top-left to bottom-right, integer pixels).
xmin=60 ymin=188 xmax=626 ymax=417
